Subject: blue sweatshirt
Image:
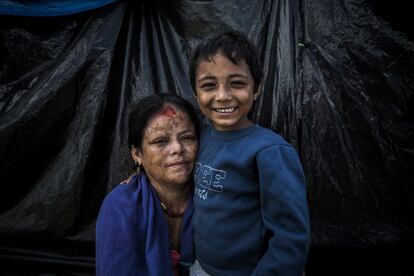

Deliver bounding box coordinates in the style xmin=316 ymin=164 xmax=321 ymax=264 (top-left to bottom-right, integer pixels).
xmin=193 ymin=124 xmax=310 ymax=276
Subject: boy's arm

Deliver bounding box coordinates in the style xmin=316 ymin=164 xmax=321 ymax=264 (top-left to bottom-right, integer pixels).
xmin=252 ymin=144 xmax=311 ymax=276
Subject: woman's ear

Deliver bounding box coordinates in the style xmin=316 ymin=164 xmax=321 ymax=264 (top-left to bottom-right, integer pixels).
xmin=130 ymin=146 xmax=142 ymax=166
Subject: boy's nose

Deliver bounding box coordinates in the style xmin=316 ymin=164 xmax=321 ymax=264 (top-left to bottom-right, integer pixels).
xmin=215 ymin=85 xmax=232 ymax=101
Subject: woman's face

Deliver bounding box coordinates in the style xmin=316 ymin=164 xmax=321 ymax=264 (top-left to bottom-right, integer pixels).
xmin=131 ymin=104 xmax=198 ymax=189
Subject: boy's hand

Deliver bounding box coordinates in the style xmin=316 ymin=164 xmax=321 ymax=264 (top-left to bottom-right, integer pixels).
xmin=121 ymin=173 xmax=138 ymax=184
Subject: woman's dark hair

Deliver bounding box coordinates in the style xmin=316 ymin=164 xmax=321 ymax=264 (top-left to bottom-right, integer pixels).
xmin=189 ymin=31 xmax=263 ymax=93
xmin=128 ymin=94 xmax=200 ymax=149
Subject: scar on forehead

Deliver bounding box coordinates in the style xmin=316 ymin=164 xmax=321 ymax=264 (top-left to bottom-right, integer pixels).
xmin=158 ymin=104 xmax=177 ymax=117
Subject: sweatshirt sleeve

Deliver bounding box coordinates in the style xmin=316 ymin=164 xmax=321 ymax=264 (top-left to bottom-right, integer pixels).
xmin=252 ymin=144 xmax=311 ymax=276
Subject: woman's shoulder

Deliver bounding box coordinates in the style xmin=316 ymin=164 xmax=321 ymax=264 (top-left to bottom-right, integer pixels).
xmin=96 ymin=175 xmax=147 ymax=236
xmin=101 ymin=174 xmax=142 ymax=207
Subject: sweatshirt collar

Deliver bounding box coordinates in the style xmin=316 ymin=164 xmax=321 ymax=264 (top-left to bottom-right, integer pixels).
xmin=208 ymin=124 xmax=258 ymax=141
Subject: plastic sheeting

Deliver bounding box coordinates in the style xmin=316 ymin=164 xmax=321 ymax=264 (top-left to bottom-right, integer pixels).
xmin=0 ymin=0 xmax=413 ymax=274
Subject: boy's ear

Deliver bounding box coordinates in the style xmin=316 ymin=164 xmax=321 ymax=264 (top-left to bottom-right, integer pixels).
xmin=130 ymin=146 xmax=142 ymax=165
xmin=192 ymin=91 xmax=199 ymax=100
xmin=194 ymin=92 xmax=201 ymax=105
xmin=253 ymin=83 xmax=262 ymax=101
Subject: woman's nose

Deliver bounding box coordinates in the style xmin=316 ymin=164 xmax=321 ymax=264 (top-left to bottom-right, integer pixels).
xmin=170 ymin=139 xmax=184 ymax=154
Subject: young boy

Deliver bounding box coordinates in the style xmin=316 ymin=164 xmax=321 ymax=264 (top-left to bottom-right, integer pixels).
xmin=189 ymin=31 xmax=310 ymax=275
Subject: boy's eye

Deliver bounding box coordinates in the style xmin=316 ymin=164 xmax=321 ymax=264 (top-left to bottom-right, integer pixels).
xmin=199 ymin=82 xmax=217 ymax=91
xmin=230 ymin=80 xmax=247 ymax=88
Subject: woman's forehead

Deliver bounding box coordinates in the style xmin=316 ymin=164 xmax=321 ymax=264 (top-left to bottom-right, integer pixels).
xmin=157 ymin=104 xmax=178 ymax=118
xmin=145 ymin=105 xmax=193 ymax=133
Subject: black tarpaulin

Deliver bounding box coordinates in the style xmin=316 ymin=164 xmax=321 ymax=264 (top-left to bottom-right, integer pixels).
xmin=0 ymin=0 xmax=413 ymax=275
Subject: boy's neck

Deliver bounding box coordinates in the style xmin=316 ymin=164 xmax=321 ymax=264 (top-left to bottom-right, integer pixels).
xmin=212 ymin=120 xmax=254 ymax=132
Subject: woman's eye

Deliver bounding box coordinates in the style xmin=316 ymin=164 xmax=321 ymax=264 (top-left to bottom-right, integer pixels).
xmin=182 ymin=135 xmax=196 ymax=141
xmin=152 ymin=138 xmax=168 ymax=144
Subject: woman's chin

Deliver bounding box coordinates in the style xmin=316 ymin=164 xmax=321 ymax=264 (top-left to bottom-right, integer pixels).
xmin=168 ymin=173 xmax=192 ymax=187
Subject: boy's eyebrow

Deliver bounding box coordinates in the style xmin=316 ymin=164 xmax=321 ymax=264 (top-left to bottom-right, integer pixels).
xmin=197 ymin=73 xmax=249 ymax=82
xmin=228 ymin=73 xmax=249 ymax=79
xmin=197 ymin=75 xmax=216 ymax=82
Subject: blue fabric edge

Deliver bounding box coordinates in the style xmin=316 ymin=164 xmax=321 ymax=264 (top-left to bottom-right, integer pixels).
xmin=0 ymin=0 xmax=117 ymax=17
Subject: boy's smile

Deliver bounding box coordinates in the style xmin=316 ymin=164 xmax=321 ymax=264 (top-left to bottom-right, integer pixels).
xmin=195 ymin=52 xmax=259 ymax=131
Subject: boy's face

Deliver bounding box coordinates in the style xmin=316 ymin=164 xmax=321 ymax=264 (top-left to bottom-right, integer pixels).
xmin=195 ymin=52 xmax=258 ymax=131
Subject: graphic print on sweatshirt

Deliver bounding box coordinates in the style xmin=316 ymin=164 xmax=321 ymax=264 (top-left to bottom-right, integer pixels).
xmin=194 ymin=162 xmax=226 ymax=200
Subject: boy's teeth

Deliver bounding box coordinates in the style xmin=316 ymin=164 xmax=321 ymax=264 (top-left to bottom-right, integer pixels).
xmin=215 ymin=108 xmax=235 ymax=113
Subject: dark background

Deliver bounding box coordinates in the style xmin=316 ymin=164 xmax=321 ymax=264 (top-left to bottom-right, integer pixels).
xmin=0 ymin=0 xmax=413 ymax=275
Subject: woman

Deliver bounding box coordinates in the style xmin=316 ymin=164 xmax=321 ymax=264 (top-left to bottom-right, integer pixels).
xmin=96 ymin=94 xmax=200 ymax=276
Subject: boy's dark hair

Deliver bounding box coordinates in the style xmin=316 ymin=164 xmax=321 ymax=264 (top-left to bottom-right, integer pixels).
xmin=189 ymin=31 xmax=263 ymax=94
xmin=129 ymin=94 xmax=200 ymax=149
